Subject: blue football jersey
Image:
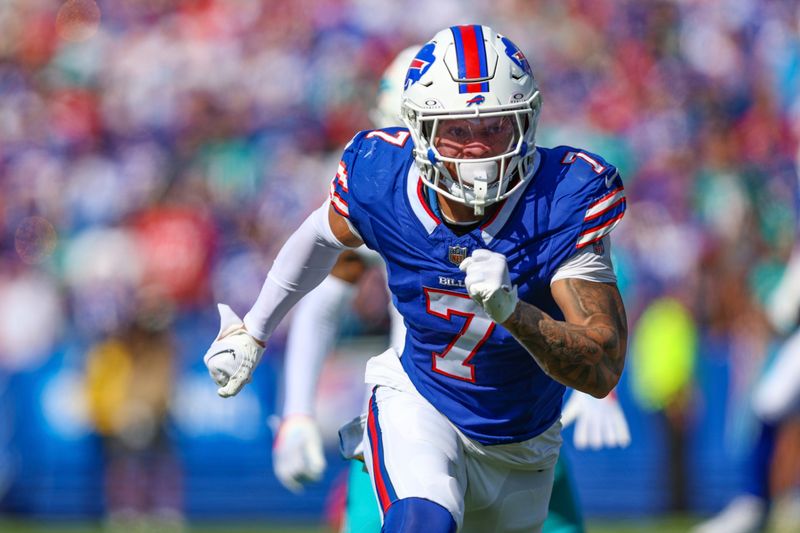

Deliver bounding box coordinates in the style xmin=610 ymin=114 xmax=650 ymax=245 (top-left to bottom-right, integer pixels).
xmin=330 ymin=127 xmax=626 ymax=445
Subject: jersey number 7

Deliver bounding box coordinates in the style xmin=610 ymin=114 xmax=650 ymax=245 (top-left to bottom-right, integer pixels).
xmin=425 ymin=288 xmax=495 ymax=383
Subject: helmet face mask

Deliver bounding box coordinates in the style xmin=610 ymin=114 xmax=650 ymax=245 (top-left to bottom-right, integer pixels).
xmin=401 ymin=25 xmax=542 ymax=215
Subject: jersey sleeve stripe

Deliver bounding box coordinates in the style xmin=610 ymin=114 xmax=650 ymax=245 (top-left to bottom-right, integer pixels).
xmin=576 ymin=211 xmax=625 ymax=248
xmin=336 ymin=161 xmax=348 ymax=192
xmin=585 ymin=195 xmax=626 ymax=222
xmin=586 ymin=186 xmax=624 ymax=213
xmin=329 ymin=182 xmax=350 ymax=217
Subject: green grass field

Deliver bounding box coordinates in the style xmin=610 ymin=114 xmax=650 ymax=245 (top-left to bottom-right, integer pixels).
xmin=0 ymin=516 xmax=703 ymax=532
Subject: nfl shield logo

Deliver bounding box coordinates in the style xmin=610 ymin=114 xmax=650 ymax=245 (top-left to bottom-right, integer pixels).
xmin=448 ymin=245 xmax=468 ymax=266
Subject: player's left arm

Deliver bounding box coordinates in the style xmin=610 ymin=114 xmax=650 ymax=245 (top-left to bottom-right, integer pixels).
xmin=504 ymin=153 xmax=627 ymax=397
xmin=460 ymin=248 xmax=627 ymax=398
xmin=503 ymin=279 xmax=627 ymax=398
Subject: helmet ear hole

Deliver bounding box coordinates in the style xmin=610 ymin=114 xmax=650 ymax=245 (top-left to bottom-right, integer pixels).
xmin=421 ymin=121 xmax=435 ymax=140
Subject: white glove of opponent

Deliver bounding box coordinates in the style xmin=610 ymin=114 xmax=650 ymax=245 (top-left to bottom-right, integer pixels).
xmin=459 ymin=249 xmax=519 ymax=323
xmin=272 ymin=415 xmax=326 ymax=493
xmin=203 ymin=304 xmax=265 ymax=397
xmin=561 ymin=390 xmax=631 ymax=450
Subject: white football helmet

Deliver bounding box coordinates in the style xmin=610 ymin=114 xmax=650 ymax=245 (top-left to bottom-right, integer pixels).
xmin=370 ymin=45 xmax=422 ymax=128
xmin=401 ymin=25 xmax=542 ymax=215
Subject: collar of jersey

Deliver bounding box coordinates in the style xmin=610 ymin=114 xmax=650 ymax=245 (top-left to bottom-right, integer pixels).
xmin=425 ymin=186 xmax=479 ymax=228
xmin=405 ymin=150 xmax=542 ymax=243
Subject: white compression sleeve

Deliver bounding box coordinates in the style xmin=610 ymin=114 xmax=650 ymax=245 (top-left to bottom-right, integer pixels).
xmin=243 ymin=202 xmax=349 ymax=341
xmin=282 ymin=276 xmax=356 ymax=416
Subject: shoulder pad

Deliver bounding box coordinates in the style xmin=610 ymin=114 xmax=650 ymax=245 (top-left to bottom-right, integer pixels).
xmin=550 ymin=146 xmax=626 ymax=249
xmin=330 ymin=128 xmax=412 ymax=217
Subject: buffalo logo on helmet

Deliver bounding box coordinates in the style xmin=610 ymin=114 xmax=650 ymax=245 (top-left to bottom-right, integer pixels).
xmin=500 ymin=36 xmax=532 ymax=76
xmin=448 ymin=245 xmax=468 ymax=266
xmin=466 ymin=95 xmax=485 ymax=106
xmin=404 ymin=42 xmax=437 ymax=90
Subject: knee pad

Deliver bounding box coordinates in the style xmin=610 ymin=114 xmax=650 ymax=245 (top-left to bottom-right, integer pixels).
xmin=382 ymin=497 xmax=456 ymax=533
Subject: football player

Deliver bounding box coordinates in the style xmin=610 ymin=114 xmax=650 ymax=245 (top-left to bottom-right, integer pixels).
xmin=271 ymin=45 xmax=630 ymax=533
xmin=205 ymin=25 xmax=628 ymax=532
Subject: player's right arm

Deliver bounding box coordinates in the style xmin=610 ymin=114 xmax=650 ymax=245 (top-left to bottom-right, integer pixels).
xmin=203 ymin=202 xmax=363 ymax=397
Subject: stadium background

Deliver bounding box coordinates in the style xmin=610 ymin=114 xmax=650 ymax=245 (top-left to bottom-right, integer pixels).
xmin=1 ymin=0 xmax=799 ymax=531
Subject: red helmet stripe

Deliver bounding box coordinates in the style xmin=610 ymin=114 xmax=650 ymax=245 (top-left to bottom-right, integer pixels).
xmin=458 ymin=25 xmax=483 ymax=80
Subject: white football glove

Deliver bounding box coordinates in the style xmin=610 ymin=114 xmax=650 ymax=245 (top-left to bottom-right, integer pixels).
xmin=459 ymin=249 xmax=519 ymax=323
xmin=272 ymin=415 xmax=326 ymax=493
xmin=561 ymin=390 xmax=631 ymax=450
xmin=203 ymin=304 xmax=265 ymax=398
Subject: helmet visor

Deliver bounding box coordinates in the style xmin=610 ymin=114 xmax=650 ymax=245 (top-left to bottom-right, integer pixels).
xmin=432 ymin=116 xmax=517 ymax=159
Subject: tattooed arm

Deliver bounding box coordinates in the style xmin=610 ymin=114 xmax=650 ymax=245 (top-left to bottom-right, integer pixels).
xmin=500 ymin=279 xmax=628 ymax=398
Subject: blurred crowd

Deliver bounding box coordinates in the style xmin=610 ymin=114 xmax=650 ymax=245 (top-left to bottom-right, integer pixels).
xmin=1 ymin=0 xmax=800 ymax=524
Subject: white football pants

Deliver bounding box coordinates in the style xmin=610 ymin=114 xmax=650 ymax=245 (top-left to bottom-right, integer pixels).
xmin=362 ymin=349 xmax=561 ymax=532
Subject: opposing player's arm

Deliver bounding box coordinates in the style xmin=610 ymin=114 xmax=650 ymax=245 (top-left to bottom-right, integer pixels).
xmin=273 ymin=250 xmax=367 ymax=492
xmin=501 ymin=279 xmax=627 ymax=398
xmin=281 ymin=250 xmax=366 ymax=417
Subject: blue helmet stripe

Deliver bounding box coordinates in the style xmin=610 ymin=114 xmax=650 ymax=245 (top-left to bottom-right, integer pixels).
xmin=474 ymin=25 xmax=488 ymax=77
xmin=449 ymin=25 xmax=467 ymax=80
